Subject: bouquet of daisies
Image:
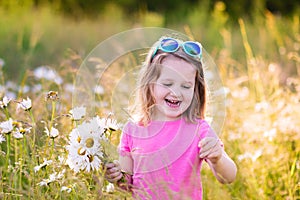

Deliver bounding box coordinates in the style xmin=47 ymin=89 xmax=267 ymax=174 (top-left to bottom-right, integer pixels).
xmin=66 ymin=108 xmax=120 ymax=173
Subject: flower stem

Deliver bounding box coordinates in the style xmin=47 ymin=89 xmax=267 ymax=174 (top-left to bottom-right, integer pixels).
xmin=50 ymin=138 xmax=55 ymax=159
xmin=49 ymin=101 xmax=56 ymax=159
xmin=3 ymin=107 xmax=10 ymax=119
xmin=28 ymin=109 xmax=36 ymax=197
xmin=49 ymin=101 xmax=56 ymax=131
xmin=6 ymin=133 xmax=11 ymax=169
xmin=19 ymin=139 xmax=23 ymax=191
xmin=4 ymin=133 xmax=11 ymax=191
xmin=29 ymin=110 xmax=36 ymax=150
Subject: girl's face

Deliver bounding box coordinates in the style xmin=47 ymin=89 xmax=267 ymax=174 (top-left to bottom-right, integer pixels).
xmin=152 ymin=55 xmax=196 ymax=121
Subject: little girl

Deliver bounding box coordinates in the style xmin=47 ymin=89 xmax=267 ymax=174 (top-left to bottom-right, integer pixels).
xmin=105 ymin=37 xmax=237 ymax=199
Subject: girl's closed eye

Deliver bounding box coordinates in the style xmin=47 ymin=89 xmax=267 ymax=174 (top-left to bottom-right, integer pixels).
xmin=162 ymin=83 xmax=173 ymax=87
xmin=182 ymin=84 xmax=193 ymax=89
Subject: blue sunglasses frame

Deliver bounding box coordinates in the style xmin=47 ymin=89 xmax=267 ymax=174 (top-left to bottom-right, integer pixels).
xmin=151 ymin=37 xmax=203 ymax=60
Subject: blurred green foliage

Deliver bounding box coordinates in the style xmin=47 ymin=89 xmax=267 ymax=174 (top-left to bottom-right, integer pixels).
xmin=0 ymin=0 xmax=299 ymax=81
xmin=1 ymin=0 xmax=299 ymax=22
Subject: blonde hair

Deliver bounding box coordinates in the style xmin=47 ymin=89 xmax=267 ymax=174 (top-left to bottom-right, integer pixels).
xmin=129 ymin=39 xmax=206 ymax=126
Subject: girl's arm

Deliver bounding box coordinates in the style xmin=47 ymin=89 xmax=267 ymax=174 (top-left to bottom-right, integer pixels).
xmin=118 ymin=155 xmax=134 ymax=190
xmin=199 ymin=137 xmax=237 ymax=183
xmin=119 ymin=154 xmax=133 ymax=175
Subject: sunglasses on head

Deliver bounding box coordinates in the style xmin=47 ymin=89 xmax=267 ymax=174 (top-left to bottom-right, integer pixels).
xmin=151 ymin=37 xmax=203 ymax=60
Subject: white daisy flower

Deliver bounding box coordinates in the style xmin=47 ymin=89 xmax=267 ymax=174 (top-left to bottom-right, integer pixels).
xmin=37 ymin=170 xmax=65 ymax=187
xmin=103 ymin=183 xmax=115 ymax=193
xmin=66 ymin=116 xmax=108 ymax=173
xmin=13 ymin=131 xmax=23 ymax=139
xmin=0 ymin=118 xmax=13 ymax=134
xmin=66 ymin=145 xmax=88 ymax=173
xmin=34 ymin=159 xmax=53 ymax=173
xmin=49 ymin=169 xmax=65 ymax=182
xmin=88 ymin=116 xmax=105 ymax=136
xmin=17 ymin=97 xmax=32 ymax=111
xmin=17 ymin=127 xmax=32 ymax=135
xmin=61 ymin=186 xmax=72 ymax=193
xmin=58 ymin=156 xmax=66 ymax=165
xmin=105 ymin=118 xmax=120 ymax=131
xmin=44 ymin=127 xmax=59 ymax=138
xmin=68 ymin=128 xmax=81 ymax=145
xmin=94 ymin=85 xmax=104 ymax=95
xmin=0 ymin=134 xmax=5 ymax=143
xmin=67 ymin=137 xmax=102 ymax=170
xmin=0 ymin=96 xmax=11 ymax=109
xmin=33 ymin=66 xmax=63 ymax=85
xmin=85 ymin=154 xmax=102 ymax=172
xmin=76 ymin=124 xmax=103 ymax=155
xmin=37 ymin=180 xmax=48 ymax=187
xmin=69 ymin=106 xmax=86 ymax=121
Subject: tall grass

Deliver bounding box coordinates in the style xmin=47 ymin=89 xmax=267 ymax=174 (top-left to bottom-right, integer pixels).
xmin=200 ymin=14 xmax=300 ymax=200
xmin=0 ymin=2 xmax=299 ymax=199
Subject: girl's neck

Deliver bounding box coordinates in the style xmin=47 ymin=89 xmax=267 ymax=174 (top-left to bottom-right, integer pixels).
xmin=151 ymin=117 xmax=182 ymax=122
xmin=151 ymin=112 xmax=184 ymax=122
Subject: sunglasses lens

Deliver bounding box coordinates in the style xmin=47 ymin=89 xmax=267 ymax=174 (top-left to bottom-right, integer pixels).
xmin=160 ymin=38 xmax=179 ymax=52
xmin=184 ymin=42 xmax=201 ymax=56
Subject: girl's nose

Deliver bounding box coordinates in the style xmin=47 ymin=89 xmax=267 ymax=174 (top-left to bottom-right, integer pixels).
xmin=169 ymin=86 xmax=182 ymax=98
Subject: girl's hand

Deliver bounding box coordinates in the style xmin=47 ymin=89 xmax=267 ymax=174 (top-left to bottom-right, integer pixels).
xmin=198 ymin=137 xmax=224 ymax=164
xmin=104 ymin=160 xmax=123 ymax=183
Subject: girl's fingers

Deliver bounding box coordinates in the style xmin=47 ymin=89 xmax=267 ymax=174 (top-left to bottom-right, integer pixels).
xmin=105 ymin=160 xmax=120 ymax=167
xmin=109 ymin=170 xmax=121 ymax=178
xmin=113 ymin=160 xmax=120 ymax=167
xmin=198 ymin=137 xmax=210 ymax=148
xmin=200 ymin=147 xmax=218 ymax=158
xmin=199 ymin=138 xmax=222 ymax=158
xmin=105 ymin=162 xmax=116 ymax=169
xmin=105 ymin=168 xmax=122 ymax=182
xmin=104 ymin=160 xmax=123 ymax=183
xmin=111 ymin=173 xmax=123 ymax=182
xmin=207 ymin=151 xmax=221 ymax=159
xmin=105 ymin=160 xmax=121 ymax=173
xmin=199 ymin=137 xmax=217 ymax=148
xmin=199 ymin=138 xmax=219 ymax=152
xmin=107 ymin=166 xmax=118 ymax=173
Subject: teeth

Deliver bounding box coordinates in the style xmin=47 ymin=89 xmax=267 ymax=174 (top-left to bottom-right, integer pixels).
xmin=166 ymin=99 xmax=180 ymax=105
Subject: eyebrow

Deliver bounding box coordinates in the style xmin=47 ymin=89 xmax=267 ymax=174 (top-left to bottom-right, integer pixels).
xmin=160 ymin=78 xmax=194 ymax=84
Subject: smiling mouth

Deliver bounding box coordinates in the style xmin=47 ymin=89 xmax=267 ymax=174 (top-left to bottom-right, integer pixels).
xmin=165 ymin=99 xmax=181 ymax=108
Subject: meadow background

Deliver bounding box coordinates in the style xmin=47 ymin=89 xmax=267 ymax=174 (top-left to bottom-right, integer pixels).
xmin=0 ymin=0 xmax=299 ymax=199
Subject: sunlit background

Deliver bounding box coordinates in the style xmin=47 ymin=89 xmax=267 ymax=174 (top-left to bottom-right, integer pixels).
xmin=0 ymin=0 xmax=299 ymax=199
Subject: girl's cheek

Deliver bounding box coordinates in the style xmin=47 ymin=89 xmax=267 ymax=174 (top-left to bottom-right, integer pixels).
xmin=183 ymin=90 xmax=194 ymax=100
xmin=155 ymin=85 xmax=169 ymax=95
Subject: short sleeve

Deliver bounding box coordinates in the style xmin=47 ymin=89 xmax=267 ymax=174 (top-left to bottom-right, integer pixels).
xmin=198 ymin=120 xmax=219 ymax=140
xmin=117 ymin=123 xmax=132 ymax=157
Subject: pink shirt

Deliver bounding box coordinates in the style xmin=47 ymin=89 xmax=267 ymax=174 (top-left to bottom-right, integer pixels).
xmin=119 ymin=118 xmax=218 ymax=200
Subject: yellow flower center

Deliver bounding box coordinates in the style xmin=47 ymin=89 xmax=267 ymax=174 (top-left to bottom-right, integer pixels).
xmin=13 ymin=121 xmax=21 ymax=128
xmin=46 ymin=91 xmax=59 ymax=101
xmin=77 ymin=147 xmax=86 ymax=155
xmin=77 ymin=136 xmax=81 ymax=143
xmin=19 ymin=128 xmax=26 ymax=134
xmin=85 ymin=138 xmax=94 ymax=148
xmin=87 ymin=154 xmax=93 ymax=162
